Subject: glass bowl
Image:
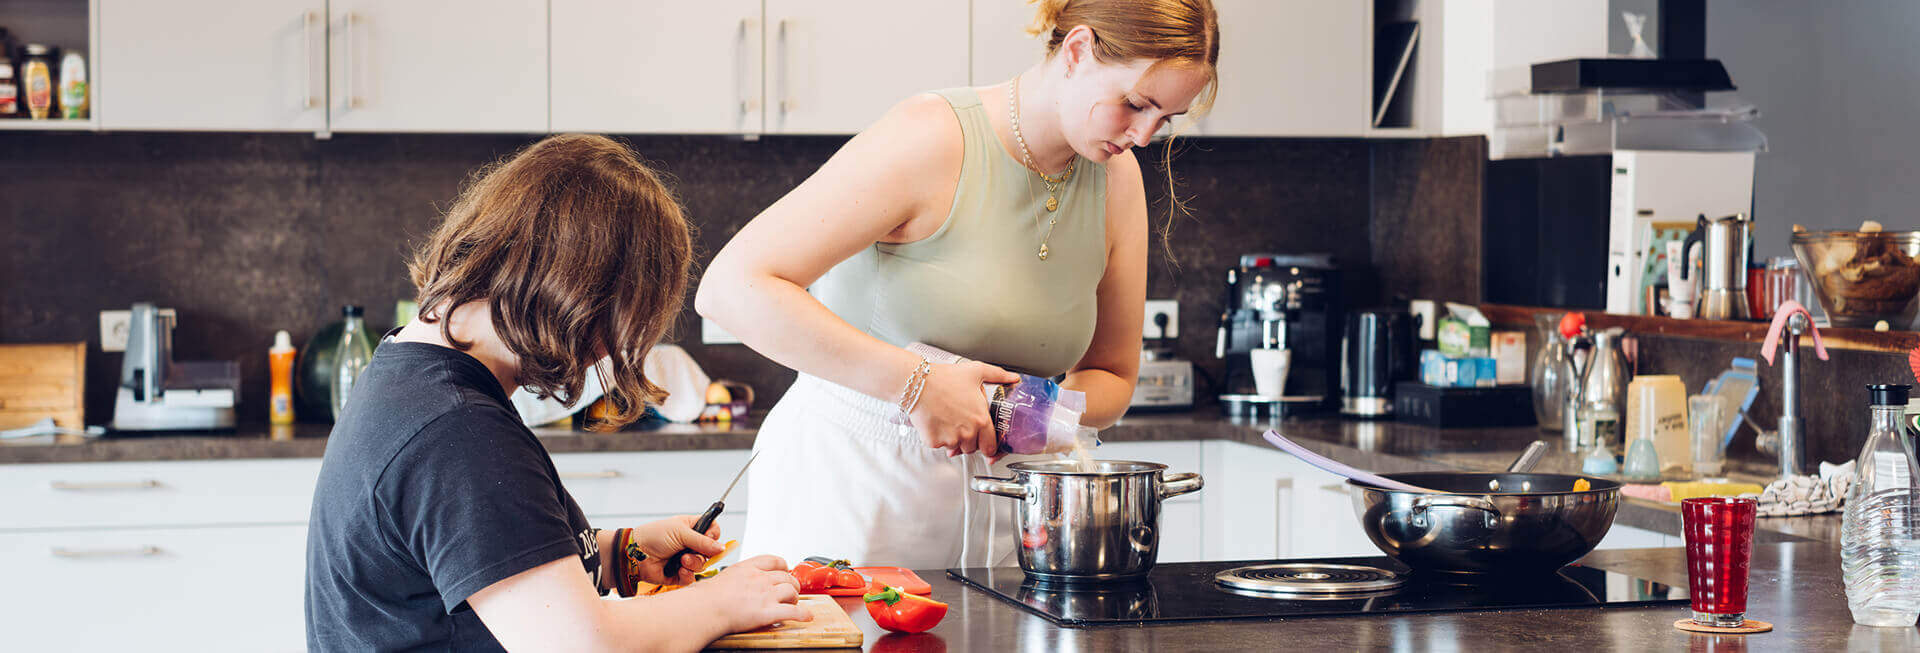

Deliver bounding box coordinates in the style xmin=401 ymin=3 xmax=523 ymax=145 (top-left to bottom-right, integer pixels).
xmin=1791 ymin=230 xmax=1920 ymax=328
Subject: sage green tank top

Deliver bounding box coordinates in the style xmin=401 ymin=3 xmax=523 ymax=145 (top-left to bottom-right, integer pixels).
xmin=810 ymin=87 xmax=1108 ymax=378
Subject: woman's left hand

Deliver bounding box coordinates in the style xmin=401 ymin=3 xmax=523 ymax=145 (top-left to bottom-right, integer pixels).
xmin=630 ymin=515 xmax=727 ymax=585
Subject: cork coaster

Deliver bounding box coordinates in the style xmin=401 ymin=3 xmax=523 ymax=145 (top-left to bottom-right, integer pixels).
xmin=1673 ymin=618 xmax=1774 ymax=634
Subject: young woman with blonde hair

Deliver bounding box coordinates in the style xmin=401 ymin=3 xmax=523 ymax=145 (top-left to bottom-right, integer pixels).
xmin=307 ymin=134 xmax=806 ymax=652
xmin=700 ymin=0 xmax=1220 ymax=568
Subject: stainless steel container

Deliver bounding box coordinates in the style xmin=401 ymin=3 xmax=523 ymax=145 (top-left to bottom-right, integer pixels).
xmin=1349 ymin=472 xmax=1621 ymax=575
xmin=1685 ymin=213 xmax=1753 ymax=320
xmin=972 ymin=460 xmax=1203 ymax=583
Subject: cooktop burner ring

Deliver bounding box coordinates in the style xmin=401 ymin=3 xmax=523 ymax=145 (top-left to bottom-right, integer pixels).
xmin=1214 ymin=563 xmax=1407 ymax=595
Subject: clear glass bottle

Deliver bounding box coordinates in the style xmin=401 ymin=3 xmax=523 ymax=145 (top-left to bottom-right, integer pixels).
xmin=1530 ymin=313 xmax=1569 ymax=430
xmin=329 ymin=305 xmax=374 ymax=420
xmin=1841 ymin=384 xmax=1920 ymax=627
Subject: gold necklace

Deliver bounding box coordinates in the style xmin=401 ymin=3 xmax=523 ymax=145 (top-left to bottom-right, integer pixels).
xmin=1009 ymin=74 xmax=1075 ymax=260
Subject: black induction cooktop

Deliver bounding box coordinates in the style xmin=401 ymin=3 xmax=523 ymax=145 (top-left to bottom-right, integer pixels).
xmin=947 ymin=556 xmax=1685 ymax=626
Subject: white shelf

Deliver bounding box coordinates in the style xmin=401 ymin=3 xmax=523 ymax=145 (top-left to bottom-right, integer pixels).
xmin=0 ymin=119 xmax=98 ymax=131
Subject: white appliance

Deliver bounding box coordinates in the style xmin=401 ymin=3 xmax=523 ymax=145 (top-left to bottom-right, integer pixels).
xmin=1604 ymin=150 xmax=1757 ymax=314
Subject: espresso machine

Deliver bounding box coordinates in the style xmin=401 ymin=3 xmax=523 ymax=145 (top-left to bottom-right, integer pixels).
xmin=1214 ymin=254 xmax=1340 ymax=416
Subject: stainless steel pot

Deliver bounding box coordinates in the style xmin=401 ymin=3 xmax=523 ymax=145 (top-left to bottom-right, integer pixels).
xmin=972 ymin=460 xmax=1204 ymax=583
xmin=1349 ymin=472 xmax=1620 ymax=575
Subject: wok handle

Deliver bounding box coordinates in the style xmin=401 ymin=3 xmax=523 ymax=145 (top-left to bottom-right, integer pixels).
xmin=1159 ymin=472 xmax=1204 ymax=499
xmin=971 ymin=476 xmax=1028 ymax=500
xmin=1411 ymin=494 xmax=1500 ymax=527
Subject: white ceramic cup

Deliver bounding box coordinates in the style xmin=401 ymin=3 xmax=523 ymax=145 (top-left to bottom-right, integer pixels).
xmin=1250 ymin=348 xmax=1292 ymax=400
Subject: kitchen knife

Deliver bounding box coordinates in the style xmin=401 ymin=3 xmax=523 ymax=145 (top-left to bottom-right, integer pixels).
xmin=661 ymin=450 xmax=759 ymax=578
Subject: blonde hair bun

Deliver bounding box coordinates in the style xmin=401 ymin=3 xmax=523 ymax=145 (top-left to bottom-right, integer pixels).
xmin=1026 ymin=0 xmax=1071 ymax=37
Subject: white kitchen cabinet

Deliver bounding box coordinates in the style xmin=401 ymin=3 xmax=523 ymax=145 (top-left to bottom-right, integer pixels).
xmin=973 ymin=0 xmax=1368 ymax=137
xmin=552 ymin=449 xmax=756 ymax=516
xmin=326 ymin=0 xmax=547 ymax=133
xmin=1157 ymin=500 xmax=1204 ymax=563
xmin=0 ymin=458 xmax=322 ymax=531
xmin=550 ymin=0 xmax=764 ymax=134
xmin=1290 ymin=470 xmax=1387 ymax=559
xmin=762 ymin=0 xmax=968 ymax=134
xmin=1201 ymin=0 xmax=1368 ymax=137
xmin=0 ymin=525 xmax=309 ymax=652
xmin=970 ymin=0 xmax=1051 ymax=86
xmin=1594 ymin=523 xmax=1671 ymax=550
xmin=98 ymin=0 xmax=327 ymax=131
xmin=1093 ymin=440 xmax=1204 ymax=504
xmin=1201 ymin=440 xmax=1383 ymax=562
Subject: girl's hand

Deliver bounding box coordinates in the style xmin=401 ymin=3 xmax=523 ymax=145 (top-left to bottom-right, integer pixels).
xmin=908 ymin=361 xmax=1018 ymax=457
xmin=686 ymin=555 xmax=811 ymax=634
xmin=631 ymin=515 xmax=727 ymax=585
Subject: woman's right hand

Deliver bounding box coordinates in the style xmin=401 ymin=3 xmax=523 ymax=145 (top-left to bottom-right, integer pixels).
xmin=687 ymin=555 xmax=810 ymax=634
xmin=909 ymin=361 xmax=1020 ymax=457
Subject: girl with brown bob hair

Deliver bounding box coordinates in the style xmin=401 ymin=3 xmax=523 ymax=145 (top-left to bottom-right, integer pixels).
xmin=307 ymin=134 xmax=806 ymax=652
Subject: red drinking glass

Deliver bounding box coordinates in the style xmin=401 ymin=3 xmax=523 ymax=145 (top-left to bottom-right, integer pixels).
xmin=1681 ymin=496 xmax=1757 ymax=627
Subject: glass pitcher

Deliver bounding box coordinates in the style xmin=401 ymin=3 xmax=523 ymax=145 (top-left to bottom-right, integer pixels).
xmin=1530 ymin=313 xmax=1570 ymax=430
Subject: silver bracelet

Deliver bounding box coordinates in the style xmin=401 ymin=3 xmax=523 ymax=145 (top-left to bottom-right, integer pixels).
xmin=898 ymin=358 xmax=931 ymax=415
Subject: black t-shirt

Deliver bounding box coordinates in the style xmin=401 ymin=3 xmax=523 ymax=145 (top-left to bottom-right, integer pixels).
xmin=305 ymin=340 xmax=599 ymax=652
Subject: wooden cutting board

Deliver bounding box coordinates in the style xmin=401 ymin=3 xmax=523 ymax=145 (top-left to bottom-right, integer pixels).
xmin=0 ymin=342 xmax=86 ymax=430
xmin=707 ymin=595 xmax=862 ymax=650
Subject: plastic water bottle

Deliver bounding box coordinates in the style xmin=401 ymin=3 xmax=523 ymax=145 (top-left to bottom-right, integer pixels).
xmin=1840 ymin=383 xmax=1920 ymax=627
xmin=329 ymin=305 xmax=375 ymax=420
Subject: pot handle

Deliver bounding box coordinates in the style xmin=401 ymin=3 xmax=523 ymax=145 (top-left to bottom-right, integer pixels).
xmin=971 ymin=476 xmax=1028 ymax=500
xmin=1410 ymin=494 xmax=1500 ymax=527
xmin=1159 ymin=472 xmax=1204 ymax=499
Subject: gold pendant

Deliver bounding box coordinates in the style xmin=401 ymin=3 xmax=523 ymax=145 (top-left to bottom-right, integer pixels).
xmin=1045 ymin=195 xmax=1058 ymax=212
xmin=1038 ymin=243 xmax=1050 ymax=260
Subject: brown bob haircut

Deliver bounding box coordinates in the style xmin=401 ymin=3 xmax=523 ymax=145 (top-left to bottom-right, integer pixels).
xmin=408 ymin=133 xmax=694 ymax=430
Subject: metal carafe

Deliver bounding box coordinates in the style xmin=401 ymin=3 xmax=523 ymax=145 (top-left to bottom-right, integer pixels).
xmin=1576 ymin=328 xmax=1633 ymax=448
xmin=1684 ymin=213 xmax=1753 ymax=320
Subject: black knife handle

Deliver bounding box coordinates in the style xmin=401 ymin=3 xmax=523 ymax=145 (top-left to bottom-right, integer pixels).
xmin=661 ymin=501 xmax=725 ymax=578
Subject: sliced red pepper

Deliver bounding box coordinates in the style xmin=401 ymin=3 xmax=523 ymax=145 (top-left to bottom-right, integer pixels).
xmin=792 ymin=558 xmax=867 ymax=593
xmin=863 ymin=585 xmax=948 ymax=633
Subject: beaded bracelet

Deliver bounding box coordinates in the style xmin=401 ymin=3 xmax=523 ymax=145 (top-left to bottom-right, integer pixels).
xmin=612 ymin=527 xmax=649 ymax=598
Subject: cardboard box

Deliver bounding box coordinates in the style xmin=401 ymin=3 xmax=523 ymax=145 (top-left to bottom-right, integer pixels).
xmin=1491 ymin=331 xmax=1528 ymax=385
xmin=1419 ymin=349 xmax=1497 ymax=388
xmin=1436 ymin=303 xmax=1491 ymax=358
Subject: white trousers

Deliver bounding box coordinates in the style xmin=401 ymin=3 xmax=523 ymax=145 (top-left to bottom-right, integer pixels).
xmin=740 ymin=373 xmax=1036 ymax=569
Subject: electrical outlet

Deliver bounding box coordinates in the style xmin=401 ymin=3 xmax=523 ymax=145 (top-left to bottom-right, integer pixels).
xmin=1143 ymin=299 xmax=1179 ymax=340
xmin=1409 ymin=299 xmax=1437 ymax=340
xmin=99 ymin=308 xmax=176 ymax=352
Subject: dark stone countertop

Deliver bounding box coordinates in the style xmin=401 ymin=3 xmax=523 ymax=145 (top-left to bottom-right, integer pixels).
xmin=0 ymin=410 xmax=1838 ymax=543
xmin=772 ymin=542 xmax=1914 ymax=652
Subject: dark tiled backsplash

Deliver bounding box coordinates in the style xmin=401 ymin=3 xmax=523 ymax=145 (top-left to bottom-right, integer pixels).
xmin=1631 ymin=333 xmax=1911 ymax=469
xmin=1 ymin=131 xmax=1483 ymax=426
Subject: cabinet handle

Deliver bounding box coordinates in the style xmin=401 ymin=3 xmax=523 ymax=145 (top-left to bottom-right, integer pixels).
xmin=737 ymin=17 xmax=760 ymax=115
xmin=560 ymin=470 xmax=623 ymax=480
xmin=776 ymin=19 xmax=792 ymax=117
xmin=345 ymin=12 xmax=363 ymax=109
xmin=1273 ymin=477 xmax=1293 ymax=559
xmin=1319 ymin=484 xmax=1350 ymax=494
xmin=302 ymin=12 xmax=319 ymax=108
xmin=50 ymin=479 xmax=163 ymax=491
xmin=52 ymin=545 xmax=163 ymax=559
xmin=302 ymin=11 xmax=320 ymax=108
